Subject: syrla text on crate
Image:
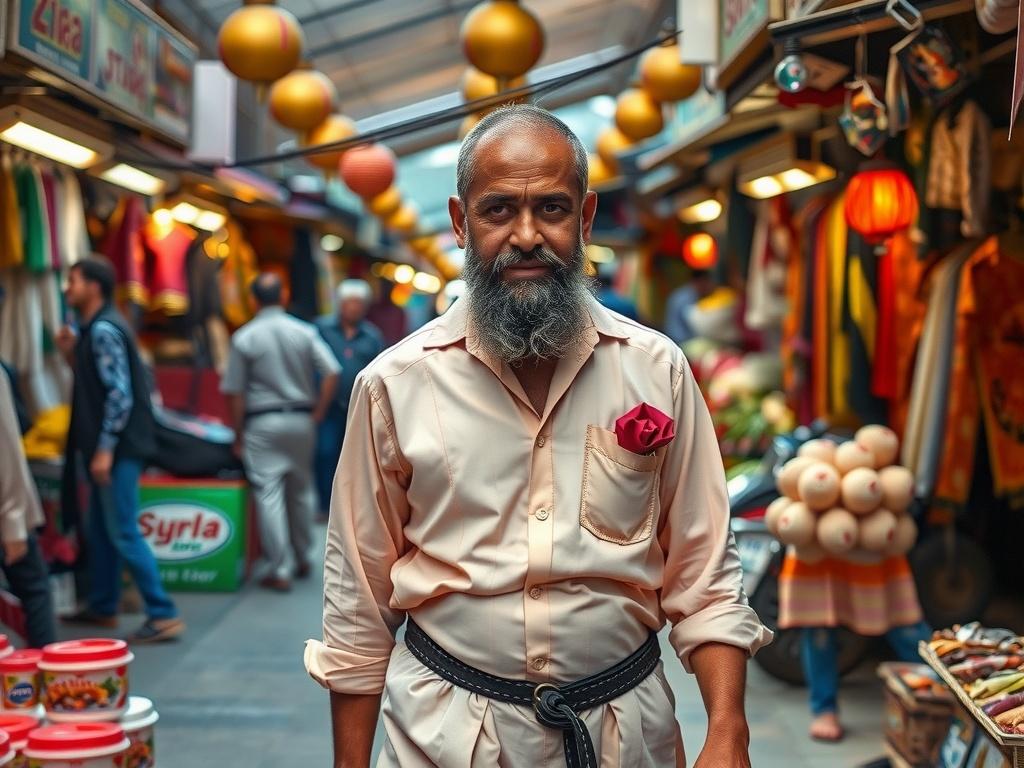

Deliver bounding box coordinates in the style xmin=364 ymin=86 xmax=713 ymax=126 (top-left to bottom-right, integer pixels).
xmin=138 ymin=504 xmax=232 ymax=561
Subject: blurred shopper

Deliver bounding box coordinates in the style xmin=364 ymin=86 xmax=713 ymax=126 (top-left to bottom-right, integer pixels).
xmin=594 ymin=261 xmax=638 ymax=320
xmin=222 ymin=274 xmax=339 ymax=592
xmin=779 ymin=553 xmax=930 ymax=741
xmin=0 ymin=288 xmax=56 ymax=648
xmin=58 ymin=256 xmax=184 ymax=643
xmin=366 ymin=278 xmax=408 ymax=346
xmin=314 ymin=280 xmax=384 ymax=518
xmin=306 ymin=106 xmax=771 ymax=768
xmin=664 ymin=270 xmax=714 ymax=345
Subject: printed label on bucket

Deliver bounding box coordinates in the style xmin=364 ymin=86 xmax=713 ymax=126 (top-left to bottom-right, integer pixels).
xmin=5 ymin=675 xmax=38 ymax=707
xmin=124 ymin=731 xmax=154 ymax=768
xmin=44 ymin=667 xmax=128 ymax=718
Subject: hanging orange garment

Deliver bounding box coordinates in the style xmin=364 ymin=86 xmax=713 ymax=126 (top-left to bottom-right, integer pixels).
xmin=825 ymin=195 xmax=852 ymax=421
xmin=882 ymin=233 xmax=928 ymax=438
xmin=933 ymin=239 xmax=997 ymax=512
xmin=218 ymin=220 xmax=258 ymax=329
xmin=971 ymin=236 xmax=1024 ymax=499
xmin=0 ymin=152 xmax=23 ymax=269
xmin=812 ymin=206 xmax=832 ymax=417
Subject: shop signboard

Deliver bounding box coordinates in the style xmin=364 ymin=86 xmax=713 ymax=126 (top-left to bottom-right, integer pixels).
xmin=138 ymin=480 xmax=248 ymax=592
xmin=717 ymin=0 xmax=784 ymax=90
xmin=7 ymin=0 xmax=195 ymax=144
xmin=671 ymin=87 xmax=728 ymax=149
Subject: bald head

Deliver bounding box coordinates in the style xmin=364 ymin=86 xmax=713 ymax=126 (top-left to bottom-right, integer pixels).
xmin=456 ymin=105 xmax=588 ymax=203
xmin=251 ymin=272 xmax=283 ymax=307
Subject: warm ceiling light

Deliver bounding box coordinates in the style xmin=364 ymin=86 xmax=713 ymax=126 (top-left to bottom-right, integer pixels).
xmin=412 ymin=272 xmax=442 ymax=293
xmin=320 ymin=234 xmax=345 ymax=252
xmin=737 ymin=133 xmax=836 ymax=199
xmin=1 ymin=122 xmax=98 ymax=168
xmin=169 ymin=198 xmax=227 ymax=232
xmin=153 ymin=208 xmax=175 ymax=228
xmin=99 ymin=163 xmax=166 ymax=195
xmin=393 ymin=264 xmax=415 ymax=285
xmin=678 ymin=198 xmax=723 ymax=224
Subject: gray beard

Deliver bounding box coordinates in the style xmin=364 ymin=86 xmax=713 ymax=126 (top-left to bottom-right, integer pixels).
xmin=462 ymin=235 xmax=595 ymax=364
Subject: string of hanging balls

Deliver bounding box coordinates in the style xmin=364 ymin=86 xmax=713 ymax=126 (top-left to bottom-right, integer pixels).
xmin=215 ymin=1 xmax=708 ymax=278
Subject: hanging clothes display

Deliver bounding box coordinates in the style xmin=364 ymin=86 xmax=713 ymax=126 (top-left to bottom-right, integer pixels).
xmin=54 ymin=167 xmax=89 ymax=267
xmin=0 ymin=152 xmax=23 ymax=270
xmin=745 ymin=198 xmax=791 ymax=342
xmin=218 ymin=220 xmax=258 ymax=329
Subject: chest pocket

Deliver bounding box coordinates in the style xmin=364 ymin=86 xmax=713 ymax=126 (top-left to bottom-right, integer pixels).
xmin=580 ymin=425 xmax=660 ymax=545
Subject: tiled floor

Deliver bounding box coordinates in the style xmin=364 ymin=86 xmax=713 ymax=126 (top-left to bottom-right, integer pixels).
xmin=67 ymin=534 xmax=896 ymax=767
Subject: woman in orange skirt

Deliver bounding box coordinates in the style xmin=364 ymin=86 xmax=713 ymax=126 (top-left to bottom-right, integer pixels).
xmin=778 ymin=549 xmax=930 ymax=741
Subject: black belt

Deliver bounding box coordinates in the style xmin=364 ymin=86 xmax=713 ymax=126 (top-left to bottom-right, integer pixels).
xmin=244 ymin=405 xmax=313 ymax=420
xmin=405 ymin=619 xmax=660 ymax=768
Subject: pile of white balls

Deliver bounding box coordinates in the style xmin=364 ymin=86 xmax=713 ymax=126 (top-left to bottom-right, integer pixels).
xmin=765 ymin=426 xmax=918 ymax=563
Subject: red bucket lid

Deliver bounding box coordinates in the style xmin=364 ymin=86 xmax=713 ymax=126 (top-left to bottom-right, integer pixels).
xmin=0 ymin=649 xmax=42 ymax=672
xmin=27 ymin=723 xmax=125 ymax=753
xmin=41 ymin=639 xmax=129 ymax=665
xmin=0 ymin=714 xmax=39 ymax=743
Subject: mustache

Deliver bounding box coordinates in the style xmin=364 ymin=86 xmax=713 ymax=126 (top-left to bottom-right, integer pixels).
xmin=489 ymin=246 xmax=565 ymax=275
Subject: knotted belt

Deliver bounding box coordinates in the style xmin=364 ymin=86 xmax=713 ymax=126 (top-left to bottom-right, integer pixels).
xmin=405 ymin=619 xmax=661 ymax=768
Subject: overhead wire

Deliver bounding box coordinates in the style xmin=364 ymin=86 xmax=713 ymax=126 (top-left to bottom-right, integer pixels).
xmin=115 ymin=27 xmax=681 ymax=174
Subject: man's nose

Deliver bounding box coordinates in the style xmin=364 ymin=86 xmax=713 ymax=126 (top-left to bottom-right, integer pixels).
xmin=508 ymin=210 xmax=543 ymax=251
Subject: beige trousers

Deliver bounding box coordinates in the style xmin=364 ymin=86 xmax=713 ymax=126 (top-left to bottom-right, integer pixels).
xmin=376 ymin=643 xmax=686 ymax=768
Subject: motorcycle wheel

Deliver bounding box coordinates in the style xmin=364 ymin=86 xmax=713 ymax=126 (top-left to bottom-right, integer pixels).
xmin=749 ymin=551 xmax=871 ymax=686
xmin=910 ymin=532 xmax=993 ymax=629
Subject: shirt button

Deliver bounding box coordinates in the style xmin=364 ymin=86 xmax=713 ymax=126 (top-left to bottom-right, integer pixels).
xmin=532 ymin=657 xmax=547 ymax=670
xmin=535 ymin=508 xmax=549 ymax=521
xmin=528 ymin=586 xmax=543 ymax=600
xmin=536 ymin=435 xmax=547 ymax=447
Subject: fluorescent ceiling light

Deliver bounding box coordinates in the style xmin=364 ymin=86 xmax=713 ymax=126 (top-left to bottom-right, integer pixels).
xmin=1 ymin=122 xmax=98 ymax=168
xmin=393 ymin=264 xmax=415 ymax=285
xmin=320 ymin=234 xmax=345 ymax=251
xmin=678 ymin=198 xmax=723 ymax=224
xmin=99 ymin=163 xmax=165 ymax=195
xmin=171 ymin=201 xmax=200 ymax=224
xmin=736 ymin=134 xmax=836 ymax=199
xmin=194 ymin=210 xmax=227 ymax=232
xmin=746 ymin=176 xmax=783 ymax=199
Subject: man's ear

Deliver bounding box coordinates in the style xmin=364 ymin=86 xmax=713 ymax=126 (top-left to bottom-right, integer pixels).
xmin=581 ymin=190 xmax=598 ymax=244
xmin=449 ymin=196 xmax=467 ymax=249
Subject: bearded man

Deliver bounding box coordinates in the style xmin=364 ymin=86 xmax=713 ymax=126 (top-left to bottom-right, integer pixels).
xmin=306 ymin=105 xmax=771 ymax=768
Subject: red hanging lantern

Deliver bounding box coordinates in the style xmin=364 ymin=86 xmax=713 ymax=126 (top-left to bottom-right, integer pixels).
xmin=682 ymin=233 xmax=718 ymax=269
xmin=339 ymin=144 xmax=397 ymax=199
xmin=843 ymin=163 xmax=918 ymax=245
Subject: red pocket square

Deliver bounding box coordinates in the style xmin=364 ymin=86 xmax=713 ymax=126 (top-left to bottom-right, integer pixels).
xmin=614 ymin=403 xmax=675 ymax=455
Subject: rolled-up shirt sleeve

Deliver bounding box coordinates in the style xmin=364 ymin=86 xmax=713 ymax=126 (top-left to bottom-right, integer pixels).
xmin=657 ymin=360 xmax=773 ymax=672
xmin=304 ymin=372 xmax=409 ymax=694
xmin=92 ymin=321 xmax=133 ymax=454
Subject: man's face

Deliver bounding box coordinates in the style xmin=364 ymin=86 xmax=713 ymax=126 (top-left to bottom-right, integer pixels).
xmin=449 ymin=126 xmax=598 ymax=289
xmin=340 ymin=297 xmax=367 ymax=325
xmin=449 ymin=123 xmax=599 ymax=363
xmin=65 ymin=268 xmax=94 ymax=311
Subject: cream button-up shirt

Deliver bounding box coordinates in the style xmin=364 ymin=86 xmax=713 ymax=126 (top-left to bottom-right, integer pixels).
xmin=306 ymin=296 xmax=770 ymax=697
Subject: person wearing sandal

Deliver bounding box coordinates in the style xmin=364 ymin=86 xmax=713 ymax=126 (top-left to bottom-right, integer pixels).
xmin=57 ymin=257 xmax=185 ymax=644
xmin=778 ymin=551 xmax=930 ymax=742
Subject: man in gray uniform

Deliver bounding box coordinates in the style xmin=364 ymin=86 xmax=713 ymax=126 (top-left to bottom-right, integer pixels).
xmin=222 ymin=274 xmax=340 ymax=592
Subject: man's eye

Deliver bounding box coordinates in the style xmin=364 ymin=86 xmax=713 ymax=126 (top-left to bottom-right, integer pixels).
xmin=542 ymin=204 xmax=565 ymax=214
xmin=487 ymin=205 xmax=508 ymax=216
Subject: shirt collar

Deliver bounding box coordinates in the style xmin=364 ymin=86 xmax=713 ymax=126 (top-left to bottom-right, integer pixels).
xmin=423 ymin=294 xmax=630 ymax=352
xmin=258 ymin=306 xmax=286 ymax=318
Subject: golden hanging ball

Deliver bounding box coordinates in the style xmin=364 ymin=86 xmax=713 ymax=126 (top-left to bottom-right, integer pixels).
xmin=461 ymin=1 xmax=545 ymax=79
xmin=640 ymin=43 xmax=702 ymax=103
xmin=615 ymin=88 xmax=664 ymax=142
xmin=461 ymin=67 xmax=526 ymax=103
xmin=368 ymin=186 xmax=403 ymax=218
xmin=301 ymin=114 xmax=357 ymax=172
xmin=269 ymin=70 xmax=338 ymax=133
xmin=386 ymin=205 xmax=418 ymax=233
xmin=408 ymin=235 xmax=436 ymax=253
xmin=588 ymin=153 xmax=615 ymax=188
xmin=596 ymin=127 xmax=634 ymax=170
xmin=459 ymin=114 xmax=483 ymax=140
xmin=218 ymin=5 xmax=304 ymax=85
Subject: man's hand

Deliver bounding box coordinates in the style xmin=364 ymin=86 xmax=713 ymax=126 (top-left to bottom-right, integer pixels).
xmin=3 ymin=540 xmax=28 ymax=566
xmin=55 ymin=326 xmax=77 ymax=364
xmin=90 ymin=449 xmax=114 ymax=486
xmin=693 ymin=718 xmax=751 ymax=768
